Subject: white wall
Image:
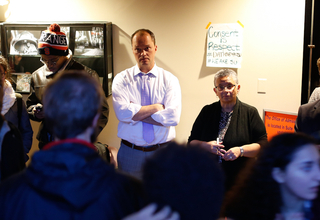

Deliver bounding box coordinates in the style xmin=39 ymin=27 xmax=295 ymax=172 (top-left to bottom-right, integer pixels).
xmin=4 ymin=0 xmax=305 ymax=152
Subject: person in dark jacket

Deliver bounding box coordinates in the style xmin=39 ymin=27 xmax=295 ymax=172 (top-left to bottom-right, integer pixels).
xmin=0 ymin=71 xmax=144 ymax=220
xmin=0 ymin=55 xmax=33 ymax=161
xmin=0 ymin=117 xmax=25 ymax=181
xmin=26 ymin=23 xmax=109 ymax=149
xmin=188 ymin=69 xmax=267 ymax=193
xmin=295 ymin=99 xmax=320 ymax=139
xmin=0 ymin=61 xmax=25 ymax=181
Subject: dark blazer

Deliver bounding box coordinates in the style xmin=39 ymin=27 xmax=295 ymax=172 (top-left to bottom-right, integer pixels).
xmin=188 ymin=98 xmax=267 ymax=192
xmin=295 ymin=99 xmax=320 ymax=138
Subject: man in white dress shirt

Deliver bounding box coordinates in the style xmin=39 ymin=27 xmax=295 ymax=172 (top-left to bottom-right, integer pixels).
xmin=112 ymin=29 xmax=181 ymax=179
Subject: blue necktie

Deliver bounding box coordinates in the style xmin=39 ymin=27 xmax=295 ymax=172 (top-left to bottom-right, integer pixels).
xmin=141 ymin=73 xmax=155 ymax=143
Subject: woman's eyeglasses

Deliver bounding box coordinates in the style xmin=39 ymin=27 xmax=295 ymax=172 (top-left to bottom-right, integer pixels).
xmin=215 ymin=84 xmax=236 ymax=91
xmin=40 ymin=58 xmax=60 ymax=66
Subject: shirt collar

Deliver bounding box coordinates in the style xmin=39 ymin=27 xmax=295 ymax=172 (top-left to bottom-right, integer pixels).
xmin=134 ymin=63 xmax=158 ymax=77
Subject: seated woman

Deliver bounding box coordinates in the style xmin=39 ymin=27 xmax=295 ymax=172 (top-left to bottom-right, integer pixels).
xmin=221 ymin=132 xmax=320 ymax=220
xmin=188 ymin=69 xmax=267 ymax=192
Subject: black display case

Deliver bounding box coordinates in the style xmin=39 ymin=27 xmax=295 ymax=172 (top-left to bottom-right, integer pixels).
xmin=0 ymin=22 xmax=113 ymax=96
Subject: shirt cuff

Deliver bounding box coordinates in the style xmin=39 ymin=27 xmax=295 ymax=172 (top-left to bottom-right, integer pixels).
xmin=128 ymin=103 xmax=142 ymax=125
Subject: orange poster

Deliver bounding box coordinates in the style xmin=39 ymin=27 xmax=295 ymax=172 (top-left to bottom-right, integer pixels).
xmin=263 ymin=110 xmax=297 ymax=141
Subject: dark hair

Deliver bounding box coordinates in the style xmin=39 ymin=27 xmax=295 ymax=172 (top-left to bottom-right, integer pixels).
xmin=221 ymin=132 xmax=318 ymax=220
xmin=131 ymin=29 xmax=156 ymax=45
xmin=142 ymin=142 xmax=224 ymax=220
xmin=43 ymin=70 xmax=103 ymax=139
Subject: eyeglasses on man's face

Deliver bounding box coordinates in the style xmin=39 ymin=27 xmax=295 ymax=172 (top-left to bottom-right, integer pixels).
xmin=40 ymin=57 xmax=60 ymax=67
xmin=215 ymin=84 xmax=236 ymax=91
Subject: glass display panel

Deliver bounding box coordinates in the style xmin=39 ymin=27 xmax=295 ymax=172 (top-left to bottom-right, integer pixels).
xmin=74 ymin=27 xmax=104 ymax=56
xmin=7 ymin=27 xmax=70 ymax=55
xmin=1 ymin=22 xmax=113 ymax=96
xmin=10 ymin=73 xmax=32 ymax=93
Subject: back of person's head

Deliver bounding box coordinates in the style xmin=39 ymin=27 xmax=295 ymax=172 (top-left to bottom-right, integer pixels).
xmin=43 ymin=70 xmax=103 ymax=140
xmin=142 ymin=142 xmax=224 ymax=220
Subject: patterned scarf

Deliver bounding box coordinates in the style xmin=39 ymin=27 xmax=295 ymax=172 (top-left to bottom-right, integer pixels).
xmin=218 ymin=110 xmax=233 ymax=141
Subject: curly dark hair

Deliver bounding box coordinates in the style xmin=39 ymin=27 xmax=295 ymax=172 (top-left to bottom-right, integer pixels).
xmin=220 ymin=132 xmax=318 ymax=220
xmin=0 ymin=55 xmax=12 ymax=85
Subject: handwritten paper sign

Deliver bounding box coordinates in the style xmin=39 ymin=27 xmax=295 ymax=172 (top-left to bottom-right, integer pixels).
xmin=206 ymin=23 xmax=243 ymax=68
xmin=263 ymin=109 xmax=297 ymax=141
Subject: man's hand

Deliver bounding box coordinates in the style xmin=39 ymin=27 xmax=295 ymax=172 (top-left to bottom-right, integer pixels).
xmin=32 ymin=104 xmax=45 ymax=119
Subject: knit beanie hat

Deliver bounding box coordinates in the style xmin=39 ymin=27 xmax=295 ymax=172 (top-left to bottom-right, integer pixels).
xmin=38 ymin=23 xmax=68 ymax=56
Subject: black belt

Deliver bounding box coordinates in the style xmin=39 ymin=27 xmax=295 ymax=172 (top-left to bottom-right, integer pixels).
xmin=122 ymin=139 xmax=168 ymax=152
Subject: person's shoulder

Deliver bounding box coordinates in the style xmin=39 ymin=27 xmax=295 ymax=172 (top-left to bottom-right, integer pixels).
xmin=67 ymin=59 xmax=97 ymax=75
xmin=312 ymin=87 xmax=320 ymax=93
xmin=118 ymin=65 xmax=136 ymax=75
xmin=200 ymin=102 xmax=219 ymax=112
xmin=0 ymin=171 xmax=27 ymax=192
xmin=237 ymin=100 xmax=259 ymax=112
xmin=67 ymin=59 xmax=84 ymax=69
xmin=113 ymin=66 xmax=136 ymax=81
xmin=155 ymin=66 xmax=180 ymax=87
xmin=31 ymin=65 xmax=46 ymax=77
xmin=156 ymin=66 xmax=176 ymax=77
xmin=301 ymin=99 xmax=320 ymax=111
xmin=309 ymin=87 xmax=320 ymax=101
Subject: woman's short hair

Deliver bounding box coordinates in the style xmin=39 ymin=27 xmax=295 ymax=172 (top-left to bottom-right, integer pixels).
xmin=214 ymin=69 xmax=238 ymax=86
xmin=43 ymin=70 xmax=103 ymax=140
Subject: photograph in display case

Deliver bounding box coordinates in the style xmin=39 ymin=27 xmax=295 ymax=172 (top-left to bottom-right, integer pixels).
xmin=11 ymin=73 xmax=32 ymax=93
xmin=74 ymin=27 xmax=104 ymax=56
xmin=9 ymin=31 xmax=38 ymax=55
